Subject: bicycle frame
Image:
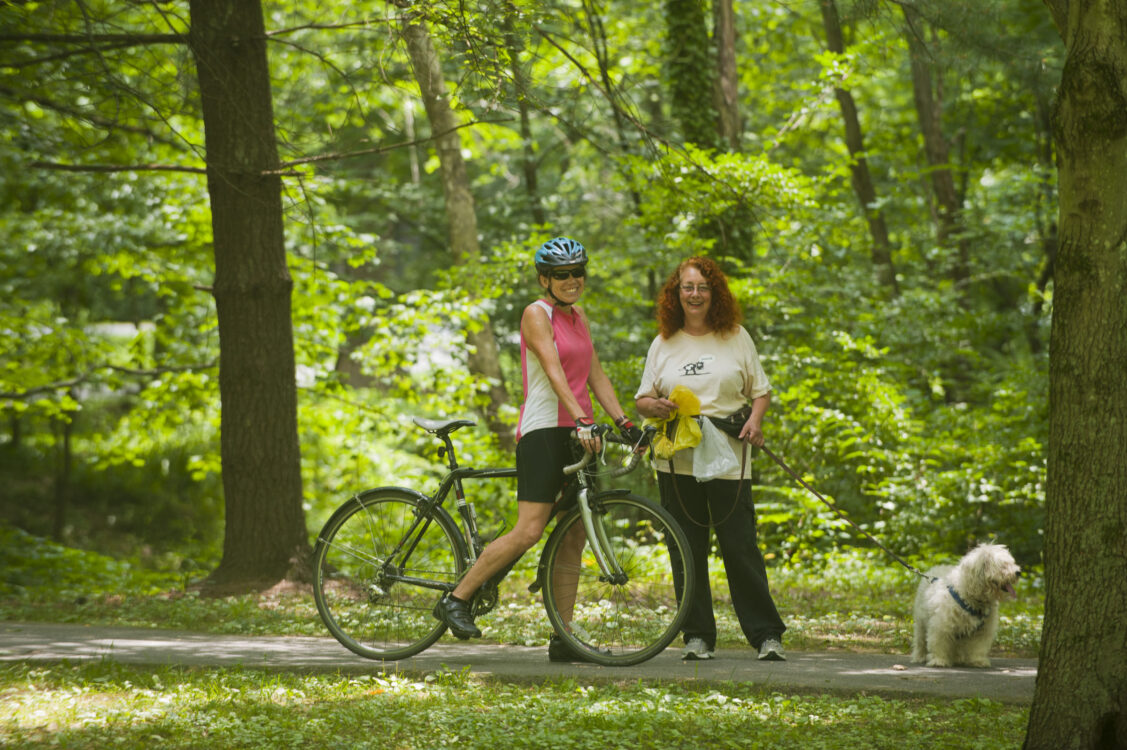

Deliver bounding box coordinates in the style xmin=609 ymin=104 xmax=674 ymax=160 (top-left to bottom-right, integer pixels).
xmin=403 ymin=428 xmax=516 ymax=580
xmin=388 ymin=419 xmax=649 ymax=597
xmin=313 ymin=417 xmax=683 ymax=664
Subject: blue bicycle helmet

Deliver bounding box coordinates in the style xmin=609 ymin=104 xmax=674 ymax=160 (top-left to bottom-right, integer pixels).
xmin=534 ymin=237 xmax=588 ymax=274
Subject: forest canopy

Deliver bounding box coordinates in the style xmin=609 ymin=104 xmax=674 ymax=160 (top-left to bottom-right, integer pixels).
xmin=0 ymin=0 xmax=1059 ymax=571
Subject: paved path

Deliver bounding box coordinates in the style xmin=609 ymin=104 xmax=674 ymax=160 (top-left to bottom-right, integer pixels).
xmin=0 ymin=621 xmax=1037 ymax=704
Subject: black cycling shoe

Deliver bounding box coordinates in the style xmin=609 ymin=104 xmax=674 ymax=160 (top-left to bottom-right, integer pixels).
xmin=547 ymin=634 xmax=610 ymax=663
xmin=433 ymin=594 xmax=482 ymax=639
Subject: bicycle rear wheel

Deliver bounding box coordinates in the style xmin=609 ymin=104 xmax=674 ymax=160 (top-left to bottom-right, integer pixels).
xmin=539 ymin=492 xmax=695 ymax=666
xmin=313 ymin=488 xmax=467 ymax=660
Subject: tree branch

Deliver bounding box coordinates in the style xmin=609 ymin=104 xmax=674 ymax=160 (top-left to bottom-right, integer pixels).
xmin=0 ymin=33 xmax=184 ymax=44
xmin=265 ymin=19 xmax=399 ymax=37
xmin=1 ymin=360 xmax=217 ymax=401
xmin=0 ymin=40 xmax=171 ymax=69
xmin=275 ymin=119 xmax=497 ymax=169
xmin=0 ymin=85 xmax=181 ymax=146
xmin=31 ymin=161 xmax=208 ymax=175
xmin=31 ymin=120 xmax=506 ymax=176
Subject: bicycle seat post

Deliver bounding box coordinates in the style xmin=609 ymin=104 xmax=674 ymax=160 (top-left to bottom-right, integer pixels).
xmin=439 ymin=433 xmax=460 ymax=472
xmin=436 ymin=431 xmax=480 ymax=557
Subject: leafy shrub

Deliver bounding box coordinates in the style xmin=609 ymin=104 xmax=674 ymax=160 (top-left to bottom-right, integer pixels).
xmin=0 ymin=526 xmax=178 ymax=600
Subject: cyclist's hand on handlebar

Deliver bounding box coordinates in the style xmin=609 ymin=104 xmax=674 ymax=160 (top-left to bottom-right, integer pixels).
xmin=575 ymin=416 xmax=602 ymax=454
xmin=614 ymin=416 xmax=646 ymax=452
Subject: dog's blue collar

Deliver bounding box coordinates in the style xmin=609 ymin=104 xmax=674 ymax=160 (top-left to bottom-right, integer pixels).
xmin=946 ymin=585 xmax=988 ymax=620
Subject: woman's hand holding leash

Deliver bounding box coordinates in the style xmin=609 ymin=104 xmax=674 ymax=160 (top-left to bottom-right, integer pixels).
xmin=739 ymin=418 xmax=765 ymax=447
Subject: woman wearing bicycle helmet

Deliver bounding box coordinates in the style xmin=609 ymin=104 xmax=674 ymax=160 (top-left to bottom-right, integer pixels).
xmin=434 ymin=236 xmax=641 ymax=661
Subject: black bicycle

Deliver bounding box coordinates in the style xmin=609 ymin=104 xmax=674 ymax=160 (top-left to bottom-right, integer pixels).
xmin=312 ymin=417 xmax=696 ymax=666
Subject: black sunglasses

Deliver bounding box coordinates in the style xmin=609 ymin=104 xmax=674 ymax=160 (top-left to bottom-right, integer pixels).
xmin=549 ymin=267 xmax=587 ymax=280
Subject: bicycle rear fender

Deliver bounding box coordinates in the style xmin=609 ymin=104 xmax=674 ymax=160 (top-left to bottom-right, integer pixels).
xmin=320 ymin=486 xmax=455 ymax=538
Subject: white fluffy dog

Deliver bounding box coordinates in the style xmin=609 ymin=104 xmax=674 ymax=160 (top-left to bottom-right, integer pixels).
xmin=911 ymin=543 xmax=1020 ymax=668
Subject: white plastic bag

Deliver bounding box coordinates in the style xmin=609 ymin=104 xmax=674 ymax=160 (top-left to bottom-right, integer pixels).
xmin=693 ymin=417 xmax=740 ymax=481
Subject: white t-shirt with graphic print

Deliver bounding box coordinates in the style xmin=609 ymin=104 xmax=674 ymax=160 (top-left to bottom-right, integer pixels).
xmin=635 ymin=326 xmax=771 ymax=479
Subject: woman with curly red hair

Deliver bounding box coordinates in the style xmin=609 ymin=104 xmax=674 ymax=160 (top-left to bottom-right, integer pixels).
xmin=635 ymin=256 xmax=786 ymax=662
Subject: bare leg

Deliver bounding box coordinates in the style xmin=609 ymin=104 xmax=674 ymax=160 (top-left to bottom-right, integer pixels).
xmin=551 ymin=523 xmax=587 ymax=623
xmin=452 ymin=501 xmax=554 ymax=601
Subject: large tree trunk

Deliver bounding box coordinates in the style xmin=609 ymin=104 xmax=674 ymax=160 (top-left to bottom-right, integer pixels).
xmin=664 ymin=0 xmax=754 ymax=263
xmin=821 ymin=0 xmax=898 ymax=296
xmin=400 ymin=8 xmax=514 ymax=451
xmin=664 ymin=0 xmax=718 ymax=149
xmin=902 ymin=6 xmax=970 ymax=285
xmin=713 ymin=0 xmax=740 ymax=152
xmin=188 ymin=0 xmax=309 ymax=593
xmin=1025 ymin=2 xmax=1127 ymax=748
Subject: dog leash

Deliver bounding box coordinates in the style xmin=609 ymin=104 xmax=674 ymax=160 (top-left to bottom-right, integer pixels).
xmin=667 ymin=442 xmax=748 ymax=528
xmin=759 ymin=444 xmax=934 ymax=582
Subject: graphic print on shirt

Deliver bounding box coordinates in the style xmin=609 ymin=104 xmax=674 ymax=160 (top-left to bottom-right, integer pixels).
xmin=679 ymin=354 xmax=715 ymax=377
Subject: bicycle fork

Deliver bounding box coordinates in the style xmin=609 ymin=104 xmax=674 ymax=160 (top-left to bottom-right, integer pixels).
xmin=577 ymin=487 xmax=628 ymax=585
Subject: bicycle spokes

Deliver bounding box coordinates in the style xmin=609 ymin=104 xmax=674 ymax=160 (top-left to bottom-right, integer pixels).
xmin=313 ymin=490 xmax=467 ymax=660
xmin=539 ymin=494 xmax=695 ymax=666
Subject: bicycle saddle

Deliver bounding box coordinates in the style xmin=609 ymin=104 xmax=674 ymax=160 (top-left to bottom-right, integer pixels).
xmin=413 ymin=417 xmax=476 ymax=436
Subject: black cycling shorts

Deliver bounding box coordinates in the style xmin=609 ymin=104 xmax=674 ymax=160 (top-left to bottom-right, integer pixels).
xmin=515 ymin=426 xmax=582 ymax=505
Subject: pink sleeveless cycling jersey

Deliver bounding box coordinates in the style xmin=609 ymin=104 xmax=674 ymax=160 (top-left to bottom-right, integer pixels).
xmin=517 ymin=299 xmax=594 ymax=441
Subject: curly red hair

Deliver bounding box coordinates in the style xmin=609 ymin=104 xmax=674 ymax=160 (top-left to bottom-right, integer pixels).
xmin=656 ymin=256 xmax=743 ymax=338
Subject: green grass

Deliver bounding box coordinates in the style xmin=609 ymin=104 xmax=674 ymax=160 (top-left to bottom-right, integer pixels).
xmin=0 ymin=527 xmax=1042 ymax=748
xmin=0 ymin=525 xmax=1044 ymax=656
xmin=1 ymin=661 xmax=1030 ymax=750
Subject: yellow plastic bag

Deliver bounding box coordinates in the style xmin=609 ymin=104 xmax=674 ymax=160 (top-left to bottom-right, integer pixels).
xmin=668 ymin=385 xmax=701 ymax=416
xmin=643 ymin=385 xmax=703 ymax=460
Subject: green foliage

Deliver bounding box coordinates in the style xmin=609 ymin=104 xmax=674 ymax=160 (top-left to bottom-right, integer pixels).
xmin=0 ymin=661 xmax=1031 ymax=749
xmin=0 ymin=526 xmax=180 ymax=600
xmin=0 ymin=0 xmax=1054 ymax=579
xmin=0 ymin=541 xmax=1043 ymax=659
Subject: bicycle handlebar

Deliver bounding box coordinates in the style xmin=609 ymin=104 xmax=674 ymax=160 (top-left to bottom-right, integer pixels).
xmin=562 ymin=424 xmax=655 ymax=477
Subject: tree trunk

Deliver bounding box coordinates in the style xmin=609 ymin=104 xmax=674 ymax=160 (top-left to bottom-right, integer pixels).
xmin=665 ymin=0 xmax=718 ymax=149
xmin=52 ymin=413 xmax=72 ymax=541
xmin=188 ymin=0 xmax=310 ymax=593
xmin=902 ymin=6 xmax=970 ymax=285
xmin=1025 ymin=2 xmax=1127 ymax=748
xmin=821 ymin=0 xmax=898 ymax=296
xmin=713 ymin=0 xmax=740 ymax=152
xmin=400 ymin=8 xmax=514 ymax=451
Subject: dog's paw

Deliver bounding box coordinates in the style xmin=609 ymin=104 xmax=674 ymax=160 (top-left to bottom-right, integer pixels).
xmin=926 ymin=657 xmax=952 ymax=668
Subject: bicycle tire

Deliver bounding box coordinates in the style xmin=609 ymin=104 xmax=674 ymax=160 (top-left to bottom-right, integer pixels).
xmin=538 ymin=492 xmax=695 ymax=666
xmin=312 ymin=487 xmax=468 ymax=660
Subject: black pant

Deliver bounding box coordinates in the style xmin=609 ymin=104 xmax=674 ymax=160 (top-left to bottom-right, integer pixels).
xmin=658 ymin=471 xmax=786 ymax=650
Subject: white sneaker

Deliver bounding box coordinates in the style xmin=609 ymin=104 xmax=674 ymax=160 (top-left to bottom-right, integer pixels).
xmin=682 ymin=637 xmax=714 ymax=661
xmin=758 ymin=638 xmax=785 ymax=661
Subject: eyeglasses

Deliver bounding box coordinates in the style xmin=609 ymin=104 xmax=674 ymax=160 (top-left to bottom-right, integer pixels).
xmin=550 ymin=267 xmax=587 ymax=280
xmin=679 ymin=283 xmax=711 ymax=294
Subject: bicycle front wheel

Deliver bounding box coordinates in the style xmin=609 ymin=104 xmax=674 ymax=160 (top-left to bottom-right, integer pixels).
xmin=313 ymin=488 xmax=467 ymax=660
xmin=539 ymin=492 xmax=695 ymax=666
